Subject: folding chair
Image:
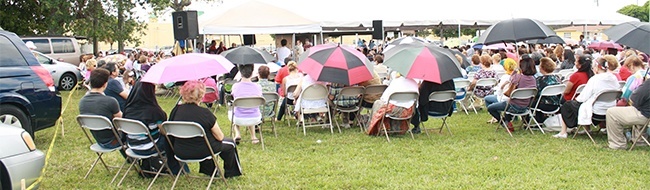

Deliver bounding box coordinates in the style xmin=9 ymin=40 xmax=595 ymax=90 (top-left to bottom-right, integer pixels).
xmin=496 ymin=71 xmax=506 ymax=82
xmin=572 ymin=90 xmax=622 ymax=144
xmin=359 ymin=84 xmax=388 ymax=131
xmin=112 ymin=118 xmax=172 ymax=189
xmin=618 ymin=81 xmax=627 ymax=90
xmin=529 ymin=84 xmax=566 ymax=134
xmin=76 ymin=115 xmax=124 ymax=180
xmin=203 ymin=86 xmax=219 ymax=114
xmin=453 ymin=79 xmax=473 ymax=115
xmin=379 ymin=92 xmax=419 ymax=142
xmin=562 ymin=72 xmax=575 ymax=83
xmin=283 ymin=85 xmax=298 ymax=127
xmin=230 ymin=96 xmax=267 ymax=150
xmin=332 ymin=86 xmax=365 ymax=131
xmin=557 ymin=69 xmax=575 ymax=80
xmin=297 ymin=84 xmax=337 ymax=135
xmin=422 ymin=90 xmax=457 ymax=136
xmin=161 ymin=121 xmax=227 ymax=189
xmin=497 ymin=88 xmax=537 ymax=137
xmin=571 ymin=84 xmax=586 ymax=100
xmin=470 ymin=78 xmax=498 ymax=114
xmin=629 ymin=119 xmax=650 ymax=151
xmin=262 ymin=92 xmax=280 ymax=137
xmin=467 ymin=72 xmax=476 ymax=79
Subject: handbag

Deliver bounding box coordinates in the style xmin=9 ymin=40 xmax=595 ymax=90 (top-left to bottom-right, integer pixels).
xmin=504 ymin=74 xmax=522 ymax=97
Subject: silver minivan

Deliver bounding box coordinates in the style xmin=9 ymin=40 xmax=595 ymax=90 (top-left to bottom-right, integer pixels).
xmin=21 ymin=37 xmax=89 ymax=66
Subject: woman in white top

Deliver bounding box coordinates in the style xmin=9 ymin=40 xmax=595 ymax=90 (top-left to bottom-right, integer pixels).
xmin=366 ymin=75 xmax=419 ymax=135
xmin=553 ymin=55 xmax=620 ymax=138
xmin=281 ymin=61 xmax=303 ymax=101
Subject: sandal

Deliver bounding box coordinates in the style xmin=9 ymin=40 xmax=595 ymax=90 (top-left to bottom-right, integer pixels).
xmin=235 ymin=137 xmax=241 ymax=145
xmin=486 ymin=118 xmax=498 ymax=124
xmin=251 ymin=138 xmax=260 ymax=144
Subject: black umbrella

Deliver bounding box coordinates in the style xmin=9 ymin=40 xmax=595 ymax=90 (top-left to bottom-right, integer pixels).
xmin=603 ymin=21 xmax=650 ymax=55
xmin=526 ymin=36 xmax=565 ymax=44
xmin=220 ymin=46 xmax=275 ymax=65
xmin=477 ymin=18 xmax=556 ymax=45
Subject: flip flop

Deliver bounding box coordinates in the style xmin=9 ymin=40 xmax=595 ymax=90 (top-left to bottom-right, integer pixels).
xmin=251 ymin=138 xmax=260 ymax=144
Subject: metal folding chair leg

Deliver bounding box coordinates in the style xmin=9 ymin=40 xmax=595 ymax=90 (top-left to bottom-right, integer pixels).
xmin=146 ymin=161 xmax=166 ymax=190
xmin=171 ymin=162 xmax=187 ymax=189
xmin=117 ymin=159 xmax=139 ymax=186
xmin=629 ymin=125 xmax=649 ymax=151
xmin=572 ymin=125 xmax=597 ymax=144
xmin=111 ymin=159 xmax=129 ymax=184
xmin=498 ymin=115 xmax=514 ymax=137
xmin=259 ymin=125 xmax=265 ymax=150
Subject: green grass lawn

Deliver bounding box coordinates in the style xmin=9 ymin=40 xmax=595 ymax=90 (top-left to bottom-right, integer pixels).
xmin=33 ymin=90 xmax=650 ymax=189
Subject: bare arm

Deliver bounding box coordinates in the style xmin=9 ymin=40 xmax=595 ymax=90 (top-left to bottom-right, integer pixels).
xmin=119 ymin=90 xmax=129 ymax=99
xmin=469 ymin=78 xmax=477 ymax=91
xmin=210 ymin=122 xmax=225 ymax=141
xmin=113 ymin=111 xmax=123 ymax=118
xmin=564 ymin=81 xmax=574 ymax=94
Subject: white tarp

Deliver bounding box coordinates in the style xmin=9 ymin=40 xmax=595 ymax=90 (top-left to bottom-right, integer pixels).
xmin=201 ymin=0 xmax=322 ymax=34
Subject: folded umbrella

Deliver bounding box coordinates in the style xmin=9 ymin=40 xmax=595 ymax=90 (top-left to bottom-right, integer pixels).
xmin=384 ymin=44 xmax=463 ymax=84
xmin=221 ymin=46 xmax=275 ymax=65
xmin=298 ymin=44 xmax=374 ymax=85
xmin=603 ymin=21 xmax=650 ymax=54
xmin=141 ymin=53 xmax=234 ymax=84
xmin=477 ymin=18 xmax=556 ymax=45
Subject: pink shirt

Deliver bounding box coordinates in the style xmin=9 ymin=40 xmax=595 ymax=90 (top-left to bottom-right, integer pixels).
xmin=231 ymin=81 xmax=263 ymax=118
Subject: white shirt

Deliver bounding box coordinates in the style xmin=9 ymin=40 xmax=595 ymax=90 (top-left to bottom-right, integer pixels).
xmin=380 ymin=77 xmax=419 ymax=108
xmin=491 ymin=64 xmax=505 ymax=73
xmin=576 ymin=72 xmax=619 ymax=125
xmin=276 ymin=46 xmax=291 ymax=65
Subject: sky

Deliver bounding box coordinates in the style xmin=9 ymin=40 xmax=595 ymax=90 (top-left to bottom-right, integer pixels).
xmin=137 ymin=0 xmax=649 ymax=23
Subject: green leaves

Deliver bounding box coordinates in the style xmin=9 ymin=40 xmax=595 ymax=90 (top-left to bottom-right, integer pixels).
xmin=617 ymin=1 xmax=650 ymax=22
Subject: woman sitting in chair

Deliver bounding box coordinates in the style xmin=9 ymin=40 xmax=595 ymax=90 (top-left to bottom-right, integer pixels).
xmin=553 ymin=55 xmax=620 ymax=138
xmin=256 ymin=66 xmax=277 ymax=118
xmin=230 ymin=64 xmax=263 ymax=144
xmin=532 ymin=58 xmax=562 ymax=123
xmin=169 ymin=80 xmax=243 ymax=178
xmin=366 ymin=74 xmax=419 ymax=135
xmin=292 ymin=74 xmax=328 ymax=124
xmin=123 ymin=81 xmax=184 ymax=174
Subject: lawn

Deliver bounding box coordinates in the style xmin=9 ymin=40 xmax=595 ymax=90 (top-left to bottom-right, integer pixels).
xmin=33 ymin=90 xmax=650 ymax=189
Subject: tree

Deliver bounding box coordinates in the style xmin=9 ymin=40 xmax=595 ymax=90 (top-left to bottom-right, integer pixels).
xmin=617 ymin=1 xmax=649 ymax=22
xmin=432 ymin=26 xmax=478 ymax=40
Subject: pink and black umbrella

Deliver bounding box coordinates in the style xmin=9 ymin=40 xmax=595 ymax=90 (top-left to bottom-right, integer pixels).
xmin=383 ymin=44 xmax=463 ymax=84
xmin=297 ymin=44 xmax=374 ymax=85
xmin=587 ymin=41 xmax=624 ymax=51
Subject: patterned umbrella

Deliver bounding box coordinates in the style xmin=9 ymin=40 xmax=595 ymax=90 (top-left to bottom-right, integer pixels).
xmin=297 ymin=44 xmax=374 ymax=85
xmin=384 ymin=44 xmax=463 ymax=84
xmin=221 ymin=46 xmax=275 ymax=65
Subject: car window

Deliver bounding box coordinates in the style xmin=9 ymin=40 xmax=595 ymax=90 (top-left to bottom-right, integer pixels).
xmin=23 ymin=39 xmax=52 ymax=54
xmin=33 ymin=52 xmax=51 ymax=65
xmin=0 ymin=35 xmax=28 ymax=67
xmin=51 ymin=39 xmax=75 ymax=53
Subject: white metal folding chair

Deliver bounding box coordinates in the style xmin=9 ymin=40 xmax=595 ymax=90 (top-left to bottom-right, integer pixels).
xmin=467 ymin=72 xmax=477 ymax=79
xmin=379 ymin=92 xmax=419 ymax=142
xmin=629 ymin=119 xmax=650 ymax=151
xmin=283 ymin=85 xmax=298 ymax=127
xmin=529 ymin=84 xmax=566 ymax=134
xmin=76 ymin=115 xmax=124 ymax=180
xmin=453 ymin=79 xmax=472 ymax=115
xmin=471 ymin=78 xmax=498 ymax=114
xmin=422 ymin=90 xmax=457 ymax=136
xmin=112 ymin=118 xmax=172 ymax=189
xmin=359 ymin=84 xmax=388 ymax=131
xmin=332 ymin=86 xmax=365 ymax=131
xmin=297 ymin=84 xmax=337 ymax=135
xmin=497 ymin=88 xmax=537 ymax=137
xmin=262 ymin=92 xmax=280 ymax=137
xmin=230 ymin=96 xmax=267 ymax=150
xmin=558 ymin=69 xmax=575 ymax=80
xmin=496 ymin=71 xmax=506 ymax=81
xmin=161 ymin=121 xmax=227 ymax=189
xmin=572 ymin=90 xmax=622 ymax=144
xmin=203 ymin=86 xmax=219 ymax=114
xmin=571 ymin=84 xmax=586 ymax=100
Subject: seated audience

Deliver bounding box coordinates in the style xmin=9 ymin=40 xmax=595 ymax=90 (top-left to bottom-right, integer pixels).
xmin=606 ymin=79 xmax=650 ymax=149
xmin=79 ymin=68 xmax=123 ymax=149
xmin=533 ymin=58 xmax=562 ymax=123
xmin=366 ymin=75 xmax=419 ymax=135
xmin=230 ymin=64 xmax=263 ymax=144
xmin=257 ymin=66 xmax=277 ymax=117
xmin=410 ymin=80 xmax=455 ymax=134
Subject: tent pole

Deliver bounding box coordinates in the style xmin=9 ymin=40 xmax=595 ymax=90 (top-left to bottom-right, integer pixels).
xmin=320 ymin=32 xmax=324 ymax=44
xmin=240 ymin=34 xmax=244 ymax=46
xmin=458 ymin=24 xmax=461 ymax=39
xmin=292 ymin=33 xmax=296 ymax=61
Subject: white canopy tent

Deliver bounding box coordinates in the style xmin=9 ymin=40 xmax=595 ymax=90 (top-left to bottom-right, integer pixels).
xmin=201 ymin=0 xmax=322 ymax=34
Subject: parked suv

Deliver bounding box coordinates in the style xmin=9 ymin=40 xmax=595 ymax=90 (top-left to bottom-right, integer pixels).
xmin=0 ymin=29 xmax=62 ymax=137
xmin=21 ymin=36 xmax=85 ymax=66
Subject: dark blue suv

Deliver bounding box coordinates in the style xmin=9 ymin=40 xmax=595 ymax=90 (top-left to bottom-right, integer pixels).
xmin=0 ymin=29 xmax=62 ymax=137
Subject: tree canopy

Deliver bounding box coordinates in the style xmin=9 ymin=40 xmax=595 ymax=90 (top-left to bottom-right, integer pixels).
xmin=617 ymin=1 xmax=649 ymax=22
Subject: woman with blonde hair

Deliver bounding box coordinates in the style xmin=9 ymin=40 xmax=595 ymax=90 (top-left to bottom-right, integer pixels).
xmin=277 ymin=61 xmax=303 ymax=121
xmin=170 ymin=80 xmax=243 ymax=178
xmin=554 ymin=45 xmax=564 ymax=63
xmin=484 ymin=58 xmax=517 ymax=123
xmin=84 ymin=59 xmax=98 ymax=80
xmin=490 ymin=54 xmax=505 ymax=72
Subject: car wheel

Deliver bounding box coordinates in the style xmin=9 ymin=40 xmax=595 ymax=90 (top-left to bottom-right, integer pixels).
xmin=0 ymin=105 xmax=33 ymax=137
xmin=59 ymin=73 xmax=77 ymax=91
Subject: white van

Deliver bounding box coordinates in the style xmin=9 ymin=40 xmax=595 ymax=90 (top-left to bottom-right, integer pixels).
xmin=21 ymin=37 xmax=89 ymax=66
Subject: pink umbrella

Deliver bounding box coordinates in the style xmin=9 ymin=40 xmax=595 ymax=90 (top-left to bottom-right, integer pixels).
xmin=141 ymin=53 xmax=234 ymax=84
xmin=483 ymin=43 xmax=515 ymax=50
xmin=506 ymin=52 xmax=519 ymax=62
xmin=588 ymin=41 xmax=624 ymax=51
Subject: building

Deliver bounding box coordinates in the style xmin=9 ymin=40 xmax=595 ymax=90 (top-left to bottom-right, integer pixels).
xmin=554 ymin=25 xmax=612 ymax=42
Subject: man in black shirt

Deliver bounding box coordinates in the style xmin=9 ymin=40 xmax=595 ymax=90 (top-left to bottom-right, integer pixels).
xmin=79 ymin=68 xmax=123 ymax=149
xmin=606 ymin=79 xmax=650 ymax=150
